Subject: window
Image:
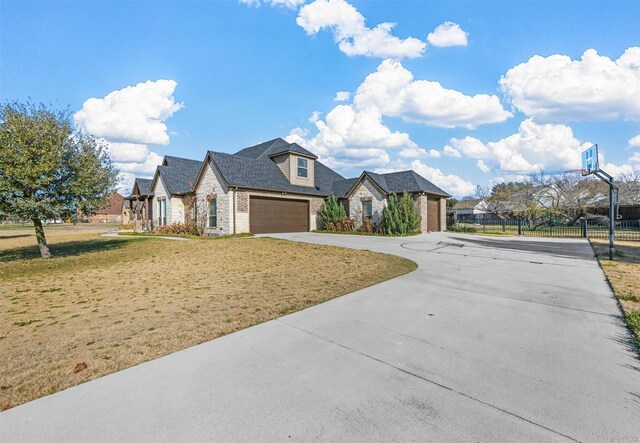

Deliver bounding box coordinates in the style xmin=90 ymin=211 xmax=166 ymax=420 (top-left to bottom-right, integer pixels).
xmin=297 ymin=157 xmax=308 ymax=178
xmin=157 ymin=199 xmax=167 ymax=226
xmin=208 ymin=198 xmax=217 ymax=228
xmin=362 ymin=200 xmax=372 ymax=221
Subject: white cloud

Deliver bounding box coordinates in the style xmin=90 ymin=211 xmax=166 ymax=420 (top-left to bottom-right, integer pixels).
xmin=601 ymin=162 xmax=636 ymax=177
xmin=114 ymin=151 xmax=164 ymax=175
xmin=443 ymin=145 xmax=461 ymax=158
xmin=629 ymin=135 xmax=640 ymax=148
xmin=290 ymin=59 xmax=511 ymax=169
xmin=289 ymin=104 xmax=415 ymax=168
xmin=240 ymin=0 xmax=306 ymax=9
xmin=296 ymin=0 xmax=426 ymax=59
xmin=410 ymin=160 xmax=475 ymax=196
xmin=74 ymin=79 xmax=183 ymax=145
xmin=448 ymin=118 xmax=591 ymax=173
xmin=354 ymin=59 xmax=511 ymax=129
xmin=104 ymin=141 xmax=151 ymax=163
xmin=476 ymin=159 xmax=490 ymax=173
xmin=427 ymin=21 xmax=468 ymax=47
xmin=334 ymin=91 xmax=351 ymax=102
xmin=398 ymin=147 xmax=440 ymax=159
xmin=75 ymin=79 xmax=183 ymax=194
xmin=500 ymin=47 xmax=640 ymax=122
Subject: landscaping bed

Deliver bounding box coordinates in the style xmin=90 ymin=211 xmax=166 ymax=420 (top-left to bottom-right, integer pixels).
xmin=0 ymin=227 xmax=415 ymax=409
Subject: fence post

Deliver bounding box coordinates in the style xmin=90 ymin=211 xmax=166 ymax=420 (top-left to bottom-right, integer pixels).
xmin=518 ymin=218 xmax=523 ymax=236
xmin=582 ymin=217 xmax=588 ymax=238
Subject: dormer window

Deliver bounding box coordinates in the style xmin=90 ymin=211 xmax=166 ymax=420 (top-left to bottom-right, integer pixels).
xmin=297 ymin=158 xmax=308 ymax=178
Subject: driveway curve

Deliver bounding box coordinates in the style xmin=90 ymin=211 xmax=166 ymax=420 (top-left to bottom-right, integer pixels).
xmin=1 ymin=232 xmax=639 ymax=442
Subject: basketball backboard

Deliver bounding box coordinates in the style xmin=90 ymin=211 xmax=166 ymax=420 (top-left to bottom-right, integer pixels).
xmin=581 ymin=144 xmax=599 ymax=176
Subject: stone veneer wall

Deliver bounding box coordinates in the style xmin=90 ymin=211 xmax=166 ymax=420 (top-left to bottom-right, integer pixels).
xmin=195 ymin=159 xmax=231 ymax=236
xmin=348 ymin=179 xmax=386 ymax=228
xmin=440 ymin=197 xmax=447 ymax=231
xmin=414 ymin=195 xmax=429 ymax=233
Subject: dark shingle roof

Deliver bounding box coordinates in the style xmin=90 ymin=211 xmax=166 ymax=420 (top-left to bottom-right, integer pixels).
xmin=332 ymin=171 xmax=450 ymax=198
xmin=331 ymin=178 xmax=359 ymax=197
xmin=157 ymin=156 xmax=201 ymax=195
xmin=373 ymin=171 xmax=450 ymax=197
xmin=234 ymin=138 xmax=317 ymax=160
xmin=208 ymin=151 xmax=343 ymax=197
xmin=133 ymin=178 xmax=152 ymax=196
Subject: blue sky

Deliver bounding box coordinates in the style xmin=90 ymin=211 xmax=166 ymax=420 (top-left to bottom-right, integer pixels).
xmin=2 ymin=0 xmax=640 ymax=196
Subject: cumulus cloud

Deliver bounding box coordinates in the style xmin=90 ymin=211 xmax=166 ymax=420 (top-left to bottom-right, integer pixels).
xmin=399 ymin=147 xmax=440 ymax=158
xmin=240 ymin=0 xmax=306 ymax=9
xmin=500 ymin=47 xmax=640 ymax=122
xmin=289 ymin=59 xmax=511 ymax=169
xmin=354 ymin=59 xmax=511 ymax=129
xmin=75 ymin=79 xmax=183 ymax=193
xmin=427 ymin=21 xmax=468 ymax=47
xmin=296 ymin=0 xmax=426 ymax=59
xmin=334 ymin=91 xmax=351 ymax=102
xmin=443 ymin=146 xmax=461 ymax=158
xmin=74 ymin=79 xmax=183 ymax=145
xmin=447 ymin=118 xmax=592 ymax=173
xmin=288 ymin=105 xmax=415 ymax=168
xmin=629 ymin=135 xmax=640 ymax=148
xmin=476 ymin=159 xmax=490 ymax=173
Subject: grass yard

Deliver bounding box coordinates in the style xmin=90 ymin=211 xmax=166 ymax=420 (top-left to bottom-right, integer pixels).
xmin=0 ymin=227 xmax=416 ymax=410
xmin=590 ymin=239 xmax=640 ymax=349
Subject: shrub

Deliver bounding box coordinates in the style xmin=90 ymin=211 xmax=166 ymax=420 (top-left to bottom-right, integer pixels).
xmin=381 ymin=192 xmax=421 ymax=235
xmin=155 ymin=222 xmax=199 ymax=235
xmin=319 ymin=195 xmax=348 ymax=231
xmin=336 ymin=217 xmax=355 ymax=232
xmin=359 ymin=219 xmax=373 ymax=233
xmin=447 ymin=224 xmax=477 ymax=233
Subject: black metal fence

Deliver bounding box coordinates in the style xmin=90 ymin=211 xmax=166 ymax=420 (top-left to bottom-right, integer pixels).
xmin=449 ymin=218 xmax=640 ymax=241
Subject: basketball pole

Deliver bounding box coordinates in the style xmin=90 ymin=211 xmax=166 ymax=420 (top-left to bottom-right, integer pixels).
xmin=593 ymin=169 xmax=616 ymax=261
xmin=581 ymin=144 xmax=618 ymax=261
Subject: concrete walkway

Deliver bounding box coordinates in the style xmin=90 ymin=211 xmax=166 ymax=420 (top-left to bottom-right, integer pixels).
xmin=100 ymin=231 xmax=190 ymax=241
xmin=2 ymin=233 xmax=639 ymax=442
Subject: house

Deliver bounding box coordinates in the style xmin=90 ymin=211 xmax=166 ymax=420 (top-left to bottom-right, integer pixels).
xmin=84 ymin=192 xmax=124 ymax=223
xmin=149 ymin=156 xmax=202 ymax=227
xmin=452 ymin=198 xmax=488 ymax=223
xmin=193 ymin=138 xmax=450 ymax=235
xmin=122 ymin=178 xmax=154 ymax=231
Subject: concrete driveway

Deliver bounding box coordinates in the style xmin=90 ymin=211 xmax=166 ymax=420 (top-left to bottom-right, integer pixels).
xmin=2 ymin=232 xmax=639 ymax=442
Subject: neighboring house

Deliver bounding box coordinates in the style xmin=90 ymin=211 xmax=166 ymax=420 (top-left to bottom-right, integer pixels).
xmin=193 ymin=138 xmax=450 ymax=235
xmin=453 ymin=198 xmax=488 ymax=223
xmin=84 ymin=193 xmax=124 ymax=223
xmin=122 ymin=178 xmax=154 ymax=231
xmin=149 ymin=155 xmax=202 ymax=227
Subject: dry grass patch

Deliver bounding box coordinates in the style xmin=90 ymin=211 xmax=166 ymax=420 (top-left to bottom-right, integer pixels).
xmin=0 ymin=228 xmax=415 ymax=409
xmin=590 ymin=239 xmax=640 ymax=349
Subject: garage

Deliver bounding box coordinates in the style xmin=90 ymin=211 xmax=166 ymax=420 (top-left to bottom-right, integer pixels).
xmin=249 ymin=197 xmax=309 ymax=234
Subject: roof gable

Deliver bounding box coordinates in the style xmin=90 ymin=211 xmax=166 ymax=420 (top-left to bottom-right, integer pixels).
xmin=151 ymin=155 xmax=201 ymax=196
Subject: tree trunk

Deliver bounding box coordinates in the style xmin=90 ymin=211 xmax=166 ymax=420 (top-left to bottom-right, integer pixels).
xmin=33 ymin=218 xmax=51 ymax=258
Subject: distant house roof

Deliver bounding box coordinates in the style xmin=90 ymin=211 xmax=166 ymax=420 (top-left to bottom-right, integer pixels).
xmin=154 ymin=156 xmax=202 ymax=195
xmin=453 ymin=198 xmax=483 ymax=210
xmin=94 ymin=193 xmax=125 ymax=215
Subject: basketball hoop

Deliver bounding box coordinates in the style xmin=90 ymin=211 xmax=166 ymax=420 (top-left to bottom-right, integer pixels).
xmin=564 ymin=169 xmax=590 ymax=175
